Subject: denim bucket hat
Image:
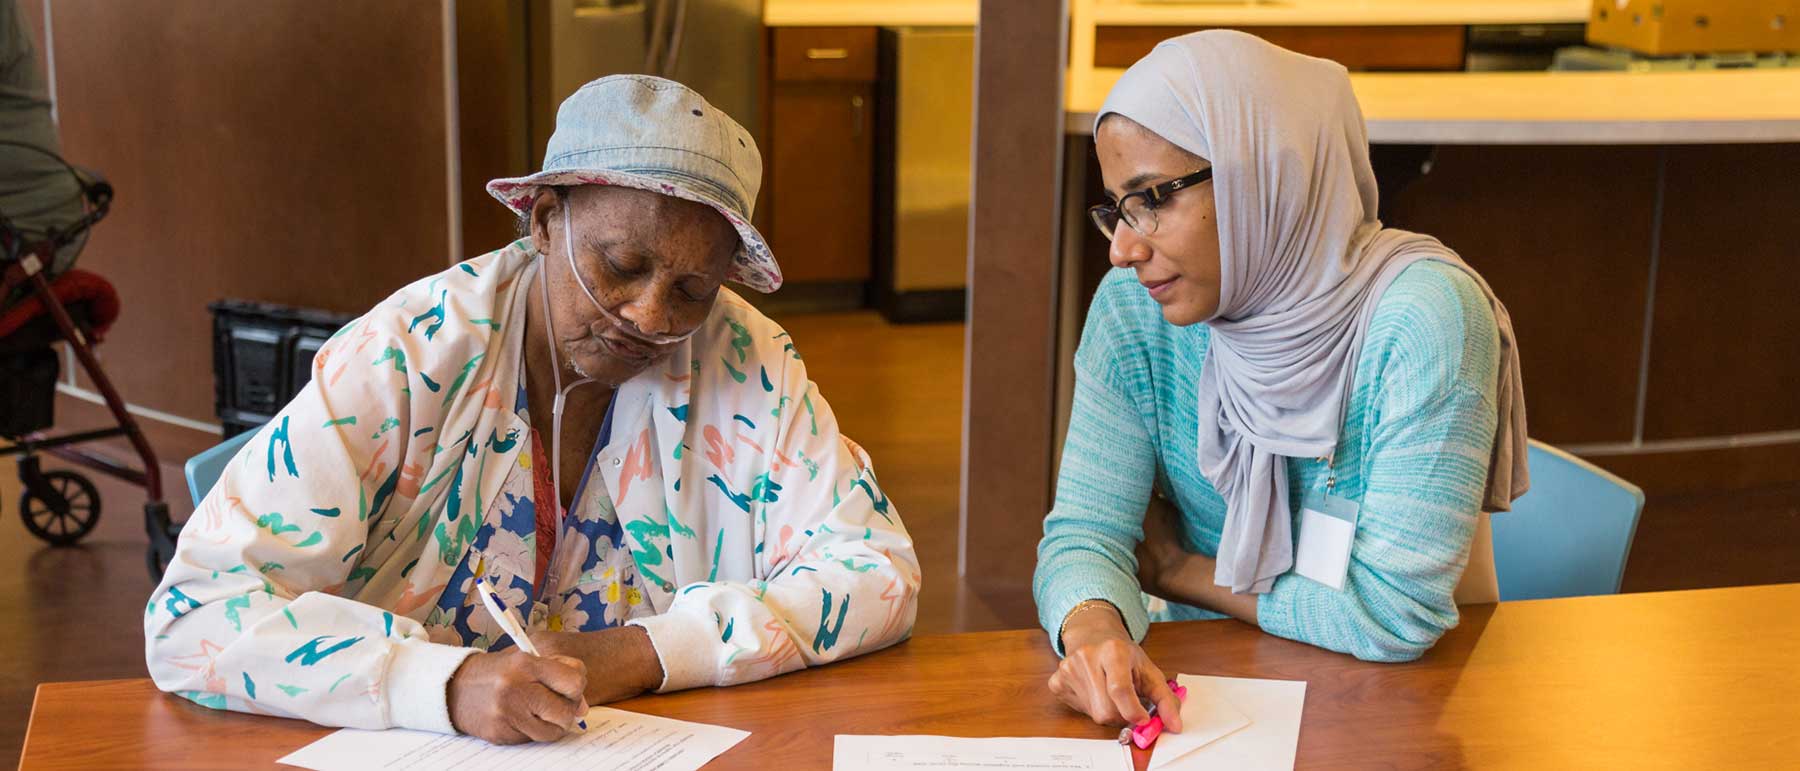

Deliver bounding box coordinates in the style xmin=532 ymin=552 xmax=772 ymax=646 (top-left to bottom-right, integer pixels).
xmin=487 ymin=74 xmax=781 ymax=292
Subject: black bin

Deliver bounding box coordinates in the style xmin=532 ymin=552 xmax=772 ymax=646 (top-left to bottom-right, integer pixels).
xmin=0 ymin=347 xmax=60 ymax=437
xmin=209 ymin=300 xmax=356 ymax=438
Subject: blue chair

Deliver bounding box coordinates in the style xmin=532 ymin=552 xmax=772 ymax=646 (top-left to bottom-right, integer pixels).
xmin=184 ymin=428 xmax=257 ymax=506
xmin=1490 ymin=440 xmax=1645 ymax=601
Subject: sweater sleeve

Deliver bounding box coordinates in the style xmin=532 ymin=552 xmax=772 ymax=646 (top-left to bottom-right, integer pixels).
xmin=1033 ymin=277 xmax=1161 ymax=655
xmin=628 ymin=336 xmax=922 ymax=691
xmin=1256 ymin=263 xmax=1501 ymax=662
xmin=143 ymin=313 xmax=477 ymax=732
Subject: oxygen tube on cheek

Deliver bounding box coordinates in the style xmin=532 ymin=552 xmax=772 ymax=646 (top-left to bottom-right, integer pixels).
xmin=561 ymin=200 xmax=700 ymax=347
xmin=535 ymin=201 xmax=600 ymax=514
xmin=540 ymin=197 xmax=707 ymax=509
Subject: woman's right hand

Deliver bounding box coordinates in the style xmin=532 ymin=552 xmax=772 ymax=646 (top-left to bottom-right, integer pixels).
xmin=1049 ymin=606 xmax=1183 ymax=732
xmin=447 ymin=649 xmax=589 ymax=744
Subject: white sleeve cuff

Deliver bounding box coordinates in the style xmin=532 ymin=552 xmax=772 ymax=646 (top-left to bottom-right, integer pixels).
xmin=628 ymin=610 xmax=719 ymax=693
xmin=385 ymin=638 xmax=479 ymax=733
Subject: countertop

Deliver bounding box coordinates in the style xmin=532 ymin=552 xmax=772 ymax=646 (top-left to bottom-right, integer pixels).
xmin=1066 ymin=67 xmax=1800 ymax=144
xmin=1085 ymin=0 xmax=1589 ymax=27
xmin=764 ymin=0 xmax=976 ymax=27
xmin=763 ymin=0 xmax=1588 ymax=28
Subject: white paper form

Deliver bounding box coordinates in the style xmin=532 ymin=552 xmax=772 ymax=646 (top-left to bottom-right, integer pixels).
xmin=1144 ymin=678 xmax=1252 ymax=768
xmin=1147 ymin=675 xmax=1307 ymax=771
xmin=833 ymin=735 xmax=1131 ymax=771
xmin=278 ymin=707 xmax=749 ymax=771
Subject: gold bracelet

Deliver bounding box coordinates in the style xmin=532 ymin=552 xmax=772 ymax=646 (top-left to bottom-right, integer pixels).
xmin=1057 ymin=599 xmax=1123 ymax=650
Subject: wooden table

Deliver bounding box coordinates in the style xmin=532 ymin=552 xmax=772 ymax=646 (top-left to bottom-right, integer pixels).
xmin=22 ymin=584 xmax=1800 ymax=770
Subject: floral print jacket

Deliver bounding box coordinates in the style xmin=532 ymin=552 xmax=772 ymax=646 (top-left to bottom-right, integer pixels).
xmin=144 ymin=240 xmax=920 ymax=733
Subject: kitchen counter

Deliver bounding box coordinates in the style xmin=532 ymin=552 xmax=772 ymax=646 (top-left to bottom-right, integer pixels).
xmin=764 ymin=0 xmax=1587 ymax=28
xmin=763 ymin=0 xmax=976 ymax=27
xmin=1066 ymin=67 xmax=1800 ymax=144
xmin=1085 ymin=0 xmax=1588 ymax=27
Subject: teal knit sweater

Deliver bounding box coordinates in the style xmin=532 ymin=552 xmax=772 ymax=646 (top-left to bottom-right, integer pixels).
xmin=1035 ymin=261 xmax=1500 ymax=663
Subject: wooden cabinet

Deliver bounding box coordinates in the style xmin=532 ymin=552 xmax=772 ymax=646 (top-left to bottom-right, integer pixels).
xmin=1094 ymin=25 xmax=1467 ymax=71
xmin=767 ymin=26 xmax=878 ymax=285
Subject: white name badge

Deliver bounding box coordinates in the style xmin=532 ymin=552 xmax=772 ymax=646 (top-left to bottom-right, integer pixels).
xmin=1293 ymin=490 xmax=1359 ymax=591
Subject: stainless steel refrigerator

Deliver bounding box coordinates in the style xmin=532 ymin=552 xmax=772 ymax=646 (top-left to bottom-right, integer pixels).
xmin=532 ymin=0 xmax=763 ymax=159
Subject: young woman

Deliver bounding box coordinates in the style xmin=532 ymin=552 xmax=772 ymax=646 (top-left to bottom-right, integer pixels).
xmin=1034 ymin=31 xmax=1528 ymax=730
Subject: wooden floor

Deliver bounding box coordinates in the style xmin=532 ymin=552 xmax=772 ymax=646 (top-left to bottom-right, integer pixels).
xmin=3 ymin=310 xmax=1799 ymax=765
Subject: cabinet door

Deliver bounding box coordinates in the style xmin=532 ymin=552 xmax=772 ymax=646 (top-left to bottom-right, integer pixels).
xmin=769 ymin=83 xmax=874 ymax=283
xmin=1094 ymin=25 xmax=1467 ymax=71
xmin=767 ymin=26 xmax=877 ymax=285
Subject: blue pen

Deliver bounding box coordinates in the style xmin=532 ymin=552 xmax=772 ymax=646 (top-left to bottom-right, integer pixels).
xmin=474 ymin=573 xmax=588 ymax=731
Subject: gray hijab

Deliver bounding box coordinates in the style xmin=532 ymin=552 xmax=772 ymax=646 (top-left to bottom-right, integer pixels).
xmin=1097 ymin=30 xmax=1529 ymax=594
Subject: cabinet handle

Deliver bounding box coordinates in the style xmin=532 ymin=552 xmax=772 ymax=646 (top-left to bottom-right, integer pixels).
xmin=805 ymin=47 xmax=850 ymax=60
xmin=851 ymin=95 xmax=865 ymax=137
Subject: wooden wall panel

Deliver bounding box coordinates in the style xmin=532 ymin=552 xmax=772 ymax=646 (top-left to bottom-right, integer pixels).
xmin=48 ymin=1 xmax=453 ymax=423
xmin=1594 ymin=442 xmax=1800 ymax=496
xmin=963 ymin=0 xmax=1067 ymax=611
xmin=1382 ymin=146 xmax=1660 ymax=445
xmin=1642 ymin=144 xmax=1800 ymax=440
xmin=456 ymin=0 xmax=534 ymax=255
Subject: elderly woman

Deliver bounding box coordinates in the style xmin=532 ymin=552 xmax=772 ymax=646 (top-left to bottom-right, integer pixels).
xmin=145 ymin=75 xmax=920 ymax=744
xmin=1034 ymin=32 xmax=1529 ymax=730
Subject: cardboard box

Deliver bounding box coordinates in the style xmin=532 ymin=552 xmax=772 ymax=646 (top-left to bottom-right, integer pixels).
xmin=1588 ymin=0 xmax=1800 ymax=55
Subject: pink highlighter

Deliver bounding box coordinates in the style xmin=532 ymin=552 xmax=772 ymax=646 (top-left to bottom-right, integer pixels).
xmin=1126 ymin=680 xmax=1188 ymax=750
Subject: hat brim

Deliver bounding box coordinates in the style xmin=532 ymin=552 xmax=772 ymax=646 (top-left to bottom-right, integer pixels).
xmin=487 ymin=169 xmax=783 ymax=293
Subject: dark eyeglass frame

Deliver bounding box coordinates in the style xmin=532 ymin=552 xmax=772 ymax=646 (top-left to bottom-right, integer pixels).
xmin=1088 ymin=167 xmax=1214 ymax=240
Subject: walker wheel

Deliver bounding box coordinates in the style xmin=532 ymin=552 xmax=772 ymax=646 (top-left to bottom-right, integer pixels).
xmin=20 ymin=470 xmax=102 ymax=546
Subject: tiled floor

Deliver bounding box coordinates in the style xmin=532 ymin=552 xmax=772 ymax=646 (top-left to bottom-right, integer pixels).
xmin=4 ymin=310 xmax=1799 ymax=765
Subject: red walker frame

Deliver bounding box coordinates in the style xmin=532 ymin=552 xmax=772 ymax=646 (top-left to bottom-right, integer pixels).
xmin=1 ymin=182 xmax=177 ymax=578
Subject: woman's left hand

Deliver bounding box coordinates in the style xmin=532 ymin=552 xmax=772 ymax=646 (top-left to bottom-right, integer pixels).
xmin=1134 ymin=495 xmax=1261 ymax=625
xmin=1134 ymin=494 xmax=1191 ymax=599
xmin=534 ymin=626 xmax=666 ymax=705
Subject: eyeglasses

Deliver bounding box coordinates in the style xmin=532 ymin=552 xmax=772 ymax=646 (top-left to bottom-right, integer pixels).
xmin=1088 ymin=167 xmax=1214 ymax=241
